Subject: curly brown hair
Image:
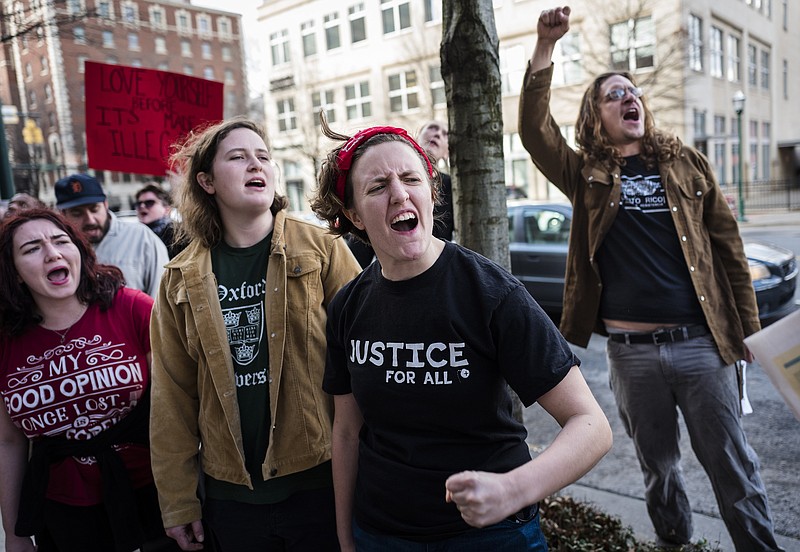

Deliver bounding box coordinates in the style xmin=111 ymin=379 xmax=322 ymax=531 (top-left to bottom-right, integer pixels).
xmin=169 ymin=117 xmax=289 ymax=249
xmin=310 ymin=116 xmax=441 ymax=245
xmin=575 ymin=71 xmax=682 ymax=172
xmin=0 ymin=209 xmax=124 ymax=337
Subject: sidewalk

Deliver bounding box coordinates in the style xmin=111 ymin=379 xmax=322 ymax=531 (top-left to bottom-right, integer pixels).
xmin=560 ymin=483 xmax=800 ymax=552
xmin=737 ymin=210 xmax=800 ymax=228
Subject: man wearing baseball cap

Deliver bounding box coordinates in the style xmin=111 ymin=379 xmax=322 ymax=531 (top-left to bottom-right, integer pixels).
xmin=56 ymin=173 xmax=168 ymax=298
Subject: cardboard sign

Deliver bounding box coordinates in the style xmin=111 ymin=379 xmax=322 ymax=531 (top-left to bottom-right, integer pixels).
xmin=85 ymin=62 xmax=223 ymax=175
xmin=744 ymin=308 xmax=800 ymax=421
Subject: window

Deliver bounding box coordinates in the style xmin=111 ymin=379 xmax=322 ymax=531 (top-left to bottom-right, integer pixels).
xmin=203 ymin=66 xmax=214 ymax=80
xmin=749 ymin=120 xmax=758 ymax=180
xmin=555 ymin=33 xmax=582 ymax=85
xmin=783 ymin=59 xmax=788 ymax=100
xmin=24 ymin=62 xmax=32 ymax=80
xmin=77 ymin=55 xmax=88 ymax=73
xmin=726 ymin=35 xmax=740 ymax=82
xmin=760 ymin=49 xmax=770 ymax=89
xmin=183 ymin=64 xmax=193 ymax=75
xmin=201 ymin=41 xmax=212 ymax=59
xmin=40 ymin=56 xmax=49 ymax=74
xmin=324 ymin=13 xmax=341 ymax=50
xmin=222 ymin=46 xmax=232 ymax=61
xmin=424 ymin=0 xmax=441 ymax=22
xmin=277 ymin=98 xmax=297 ymax=132
xmin=714 ymin=114 xmax=727 ymax=182
xmin=747 ymin=45 xmax=757 ymax=86
xmin=349 ymin=4 xmax=367 ymax=43
xmin=128 ymin=33 xmax=140 ymax=50
xmin=761 ymin=122 xmax=771 ymax=179
xmin=226 ymin=91 xmax=237 ymax=111
xmin=504 ymin=132 xmax=530 ymax=191
xmin=693 ymin=109 xmax=706 ymax=139
xmin=500 ymin=45 xmax=525 ymax=95
xmin=429 ymin=65 xmax=445 ymax=108
xmin=44 ymin=83 xmax=53 ymax=103
xmin=312 ymin=89 xmax=336 ymax=125
xmin=345 ymin=81 xmax=371 ymax=120
xmin=514 ymin=207 xmax=570 ymax=246
xmin=155 ymin=36 xmax=167 ymax=54
xmin=66 ymin=0 xmax=81 ymax=15
xmin=218 ymin=18 xmax=232 ymax=39
xmin=388 ymin=70 xmax=419 ymax=113
xmin=158 ymin=62 xmax=168 ymax=71
xmin=270 ymin=30 xmax=290 ymax=65
xmin=29 ymin=90 xmax=37 ymax=108
xmin=98 ymin=1 xmax=111 ymax=19
xmin=181 ymin=39 xmax=192 ymax=57
xmin=102 ymin=31 xmax=114 ymax=48
xmin=106 ymin=56 xmax=118 ymax=64
xmin=197 ymin=15 xmax=211 ymax=36
xmin=121 ymin=3 xmax=136 ymax=24
xmin=381 ymin=0 xmax=411 ymax=35
xmin=709 ymin=26 xmax=723 ymax=78
xmin=177 ymin=11 xmax=191 ymax=33
xmin=610 ymin=16 xmax=655 ymax=71
xmin=688 ymin=14 xmax=703 ymax=72
xmin=149 ymin=7 xmax=166 ymax=29
xmin=225 ymin=69 xmax=235 ymax=84
xmin=131 ymin=58 xmax=142 ymax=67
xmin=301 ymin=21 xmax=317 ymax=57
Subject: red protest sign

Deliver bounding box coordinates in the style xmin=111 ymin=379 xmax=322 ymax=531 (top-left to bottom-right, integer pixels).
xmin=84 ymin=62 xmax=223 ymax=175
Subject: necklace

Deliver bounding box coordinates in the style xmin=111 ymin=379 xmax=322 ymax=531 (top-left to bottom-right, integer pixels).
xmin=50 ymin=324 xmax=75 ymax=344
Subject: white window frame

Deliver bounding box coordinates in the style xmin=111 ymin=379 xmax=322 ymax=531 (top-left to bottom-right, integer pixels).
xmin=312 ymin=89 xmax=336 ymax=125
xmin=102 ymin=30 xmax=114 ymax=48
xmin=388 ymin=70 xmax=420 ymax=114
xmin=349 ymin=3 xmax=367 ymax=44
xmin=301 ymin=20 xmax=317 ymax=57
xmin=324 ymin=12 xmax=341 ymax=50
xmin=726 ymin=34 xmax=740 ymax=82
xmin=709 ymin=26 xmax=723 ymax=78
xmin=381 ymin=0 xmax=411 ymax=35
xmin=270 ymin=29 xmax=291 ymax=66
xmin=277 ymin=98 xmax=297 ymax=132
xmin=554 ymin=33 xmax=582 ymax=85
xmin=155 ymin=36 xmax=167 ymax=54
xmin=345 ymin=81 xmax=372 ymax=121
xmin=688 ymin=14 xmax=703 ymax=72
xmin=500 ymin=44 xmax=526 ymax=95
xmin=610 ymin=16 xmax=655 ymax=72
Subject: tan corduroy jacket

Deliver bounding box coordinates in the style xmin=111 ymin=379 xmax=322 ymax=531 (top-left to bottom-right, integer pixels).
xmin=518 ymin=64 xmax=760 ymax=365
xmin=149 ymin=211 xmax=361 ymax=528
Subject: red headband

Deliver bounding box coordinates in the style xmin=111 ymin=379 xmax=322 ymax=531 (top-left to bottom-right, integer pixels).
xmin=334 ymin=126 xmax=435 ymax=202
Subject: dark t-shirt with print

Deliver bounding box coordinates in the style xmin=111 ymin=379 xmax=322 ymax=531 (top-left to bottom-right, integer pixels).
xmin=324 ymin=241 xmax=577 ymax=540
xmin=598 ymin=155 xmax=705 ymax=323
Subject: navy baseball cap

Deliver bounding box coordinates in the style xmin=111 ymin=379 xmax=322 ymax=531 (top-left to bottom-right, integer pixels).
xmin=55 ymin=174 xmax=107 ymax=209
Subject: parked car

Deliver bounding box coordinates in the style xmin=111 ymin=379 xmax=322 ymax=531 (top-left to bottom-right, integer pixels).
xmin=508 ymin=201 xmax=798 ymax=326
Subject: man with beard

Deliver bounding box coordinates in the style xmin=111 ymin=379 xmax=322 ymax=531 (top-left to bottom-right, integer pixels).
xmin=56 ymin=173 xmax=168 ymax=297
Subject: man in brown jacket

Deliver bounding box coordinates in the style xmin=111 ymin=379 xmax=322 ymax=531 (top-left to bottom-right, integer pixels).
xmin=518 ymin=6 xmax=781 ymax=551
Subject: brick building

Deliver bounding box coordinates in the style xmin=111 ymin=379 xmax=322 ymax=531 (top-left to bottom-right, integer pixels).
xmin=0 ymin=0 xmax=248 ymax=207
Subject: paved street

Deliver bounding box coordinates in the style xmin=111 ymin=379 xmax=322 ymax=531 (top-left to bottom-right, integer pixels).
xmin=525 ymin=331 xmax=800 ymax=551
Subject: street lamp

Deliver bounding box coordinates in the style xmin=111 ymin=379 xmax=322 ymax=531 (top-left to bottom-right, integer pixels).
xmin=732 ymin=90 xmax=746 ymax=222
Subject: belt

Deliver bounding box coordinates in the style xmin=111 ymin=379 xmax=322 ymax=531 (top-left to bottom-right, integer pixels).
xmin=608 ymin=324 xmax=709 ymax=345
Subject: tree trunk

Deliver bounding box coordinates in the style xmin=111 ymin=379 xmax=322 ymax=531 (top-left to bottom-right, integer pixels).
xmin=441 ymin=0 xmax=509 ymax=271
xmin=441 ymin=0 xmax=522 ymax=422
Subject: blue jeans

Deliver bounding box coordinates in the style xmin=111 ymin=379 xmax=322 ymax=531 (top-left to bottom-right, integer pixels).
xmin=203 ymin=487 xmax=339 ymax=552
xmin=607 ymin=334 xmax=781 ymax=551
xmin=352 ymin=511 xmax=547 ymax=551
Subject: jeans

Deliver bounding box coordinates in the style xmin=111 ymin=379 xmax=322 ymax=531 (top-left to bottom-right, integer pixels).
xmin=352 ymin=511 xmax=547 ymax=551
xmin=607 ymin=334 xmax=781 ymax=551
xmin=203 ymin=487 xmax=339 ymax=552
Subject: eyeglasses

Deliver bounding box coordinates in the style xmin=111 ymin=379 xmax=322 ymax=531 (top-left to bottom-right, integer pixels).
xmin=134 ymin=199 xmax=157 ymax=209
xmin=604 ymin=86 xmax=644 ymax=102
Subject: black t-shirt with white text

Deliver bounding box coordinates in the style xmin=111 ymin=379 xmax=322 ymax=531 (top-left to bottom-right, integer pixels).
xmin=325 ymin=242 xmax=577 ymax=539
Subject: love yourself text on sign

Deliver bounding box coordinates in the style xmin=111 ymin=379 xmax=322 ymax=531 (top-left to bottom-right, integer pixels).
xmin=85 ymin=61 xmax=223 ymax=175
